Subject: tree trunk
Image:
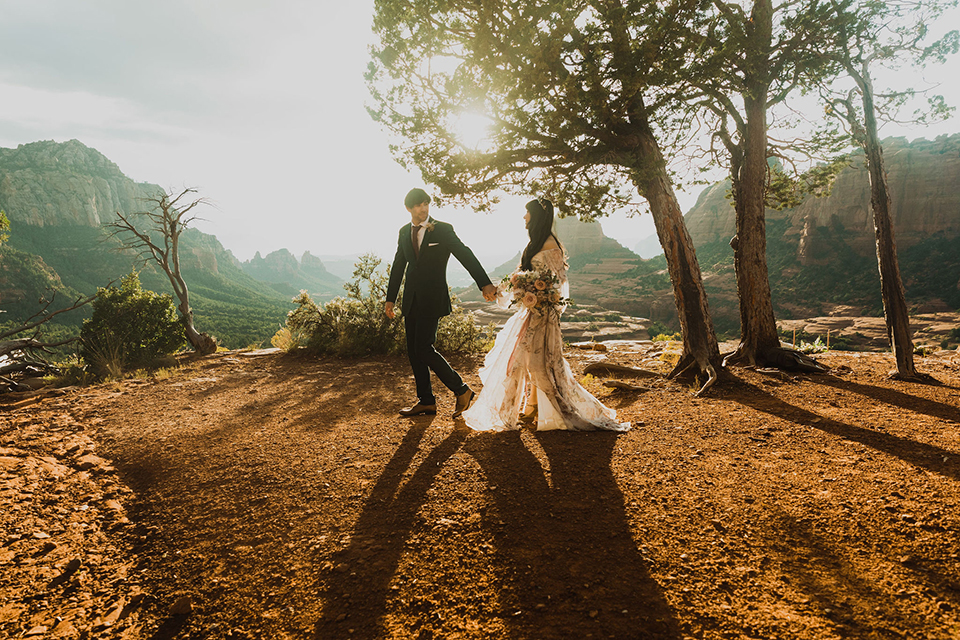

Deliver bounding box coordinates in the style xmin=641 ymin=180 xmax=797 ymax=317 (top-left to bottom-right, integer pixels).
xmin=176 ymin=293 xmax=217 ymax=356
xmin=725 ymin=87 xmax=783 ymax=367
xmin=859 ymin=69 xmax=921 ymax=380
xmin=634 ymin=128 xmax=722 ymax=395
xmin=722 ymin=0 xmax=823 ymax=373
xmin=167 ymin=227 xmax=217 ymax=355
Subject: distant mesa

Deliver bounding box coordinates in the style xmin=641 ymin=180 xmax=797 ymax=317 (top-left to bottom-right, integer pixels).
xmin=240 ymin=249 xmax=342 ymax=298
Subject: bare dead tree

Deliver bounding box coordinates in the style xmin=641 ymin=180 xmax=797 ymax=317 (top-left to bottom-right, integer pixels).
xmin=105 ymin=188 xmax=217 ymax=355
xmin=0 ymin=290 xmax=99 ymax=390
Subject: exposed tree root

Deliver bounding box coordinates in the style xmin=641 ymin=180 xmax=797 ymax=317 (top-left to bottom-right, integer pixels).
xmin=888 ymin=370 xmax=940 ymax=385
xmin=669 ymin=353 xmax=722 ymax=397
xmin=584 ymin=363 xmax=660 ymax=379
xmin=694 ymin=363 xmax=719 ymax=397
xmin=724 ymin=344 xmax=828 ymax=373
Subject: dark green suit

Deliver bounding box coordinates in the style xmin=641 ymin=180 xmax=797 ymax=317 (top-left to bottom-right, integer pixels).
xmin=386 ymin=218 xmax=492 ymax=404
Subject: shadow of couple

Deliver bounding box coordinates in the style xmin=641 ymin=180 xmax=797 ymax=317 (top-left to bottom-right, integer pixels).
xmin=313 ymin=420 xmax=679 ymax=639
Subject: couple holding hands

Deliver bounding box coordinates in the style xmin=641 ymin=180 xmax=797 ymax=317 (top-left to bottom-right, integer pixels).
xmin=385 ymin=188 xmax=629 ymax=433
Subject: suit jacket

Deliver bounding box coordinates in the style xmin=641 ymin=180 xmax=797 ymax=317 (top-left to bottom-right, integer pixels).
xmin=386 ymin=218 xmax=492 ymax=318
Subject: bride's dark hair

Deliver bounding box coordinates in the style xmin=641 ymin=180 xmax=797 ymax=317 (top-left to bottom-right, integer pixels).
xmin=520 ymin=197 xmax=564 ymax=271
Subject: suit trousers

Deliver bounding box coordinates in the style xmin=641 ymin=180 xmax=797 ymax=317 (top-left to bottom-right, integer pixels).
xmin=404 ymin=299 xmax=468 ymax=404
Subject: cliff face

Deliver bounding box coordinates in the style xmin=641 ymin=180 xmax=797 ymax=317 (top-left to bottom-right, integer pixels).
xmin=0 ymin=139 xmax=163 ymax=228
xmin=0 ymin=140 xmax=299 ymax=346
xmin=685 ymin=134 xmax=960 ymax=257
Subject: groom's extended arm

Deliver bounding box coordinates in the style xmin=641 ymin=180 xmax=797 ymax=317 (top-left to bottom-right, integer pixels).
xmin=442 ymin=225 xmax=496 ymax=300
xmin=385 ymin=241 xmax=406 ymax=319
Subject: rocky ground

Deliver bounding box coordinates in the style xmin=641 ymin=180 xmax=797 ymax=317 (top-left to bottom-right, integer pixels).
xmin=2 ymin=343 xmax=960 ymax=639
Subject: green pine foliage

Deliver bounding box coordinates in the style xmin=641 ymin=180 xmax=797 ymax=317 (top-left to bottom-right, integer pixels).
xmin=79 ymin=272 xmax=186 ymax=377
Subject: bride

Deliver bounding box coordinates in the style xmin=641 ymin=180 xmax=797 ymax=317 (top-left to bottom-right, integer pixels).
xmin=462 ymin=198 xmax=630 ymax=432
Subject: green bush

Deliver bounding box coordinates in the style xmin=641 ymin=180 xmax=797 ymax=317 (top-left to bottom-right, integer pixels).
xmin=80 ymin=272 xmax=186 ymax=377
xmin=282 ymin=253 xmax=488 ymax=356
xmin=647 ymin=320 xmax=677 ymax=340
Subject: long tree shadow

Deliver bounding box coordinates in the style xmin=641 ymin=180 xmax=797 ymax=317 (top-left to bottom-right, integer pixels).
xmin=464 ymin=431 xmax=681 ymax=639
xmin=736 ymin=382 xmax=960 ymax=481
xmin=759 ymin=507 xmax=960 ymax=636
xmin=813 ymin=375 xmax=960 ymax=423
xmin=313 ymin=417 xmax=468 ymax=639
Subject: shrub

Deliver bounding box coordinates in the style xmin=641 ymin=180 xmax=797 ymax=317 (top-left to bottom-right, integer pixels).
xmin=647 ymin=320 xmax=677 ymax=340
xmin=281 ymin=253 xmax=488 ymax=356
xmin=652 ymin=332 xmax=681 ymax=342
xmin=80 ymin=272 xmax=186 ymax=377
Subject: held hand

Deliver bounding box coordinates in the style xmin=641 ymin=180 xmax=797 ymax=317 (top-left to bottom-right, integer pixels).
xmin=481 ymin=284 xmax=498 ymax=302
xmin=384 ymin=301 xmax=396 ymax=319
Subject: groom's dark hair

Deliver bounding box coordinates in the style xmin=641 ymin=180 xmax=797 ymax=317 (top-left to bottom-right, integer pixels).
xmin=404 ymin=188 xmax=431 ymax=208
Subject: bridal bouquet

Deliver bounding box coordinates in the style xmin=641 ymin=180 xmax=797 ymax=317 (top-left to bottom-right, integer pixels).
xmin=500 ymin=268 xmax=566 ymax=313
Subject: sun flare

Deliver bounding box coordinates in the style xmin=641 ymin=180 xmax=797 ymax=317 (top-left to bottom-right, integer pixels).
xmin=452 ymin=110 xmax=494 ymax=151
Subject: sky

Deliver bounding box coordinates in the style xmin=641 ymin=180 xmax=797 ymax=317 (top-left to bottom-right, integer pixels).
xmin=1 ymin=0 xmax=958 ymax=271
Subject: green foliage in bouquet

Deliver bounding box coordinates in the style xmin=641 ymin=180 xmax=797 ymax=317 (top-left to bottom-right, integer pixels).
xmin=79 ymin=272 xmax=186 ymax=377
xmin=500 ymin=268 xmax=567 ymax=314
xmin=279 ymin=254 xmax=488 ymax=357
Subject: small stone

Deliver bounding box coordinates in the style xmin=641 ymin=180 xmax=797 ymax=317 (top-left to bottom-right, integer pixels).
xmin=710 ymin=519 xmax=727 ymax=533
xmin=50 ymin=619 xmax=77 ymax=636
xmin=32 ymin=532 xmax=51 ymax=540
xmin=898 ymin=555 xmax=917 ymax=565
xmin=589 ymin=610 xmax=599 ymax=618
xmin=170 ymin=596 xmax=193 ymax=615
xmin=25 ymin=626 xmax=48 ymax=636
xmin=75 ymin=454 xmax=106 ymax=471
xmin=48 ymin=558 xmax=82 ymax=588
xmin=104 ymin=499 xmax=123 ymax=512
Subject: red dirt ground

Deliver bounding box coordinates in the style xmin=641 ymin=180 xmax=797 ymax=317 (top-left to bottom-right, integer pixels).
xmin=2 ymin=343 xmax=960 ymax=639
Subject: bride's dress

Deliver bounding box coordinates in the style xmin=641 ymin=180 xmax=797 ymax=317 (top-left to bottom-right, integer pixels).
xmin=463 ymin=248 xmax=630 ymax=432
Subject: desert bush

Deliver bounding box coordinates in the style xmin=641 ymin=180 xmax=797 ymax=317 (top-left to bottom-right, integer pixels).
xmin=281 ymin=253 xmax=488 ymax=356
xmin=647 ymin=320 xmax=677 ymax=340
xmin=652 ymin=332 xmax=682 ymax=342
xmin=80 ymin=272 xmax=186 ymax=377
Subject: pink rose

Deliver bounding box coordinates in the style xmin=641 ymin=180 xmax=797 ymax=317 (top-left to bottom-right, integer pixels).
xmin=534 ymin=279 xmax=547 ymax=290
xmin=522 ymin=291 xmax=538 ymax=308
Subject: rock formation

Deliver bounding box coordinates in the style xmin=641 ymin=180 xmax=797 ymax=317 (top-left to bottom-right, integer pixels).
xmin=0 ymin=140 xmax=162 ymax=228
xmin=240 ymin=249 xmax=342 ymax=298
xmin=684 ymin=134 xmax=960 ymax=257
xmin=0 ymin=140 xmax=293 ymax=347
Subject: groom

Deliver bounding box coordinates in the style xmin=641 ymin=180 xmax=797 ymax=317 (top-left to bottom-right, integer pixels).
xmin=385 ymin=188 xmax=497 ymax=418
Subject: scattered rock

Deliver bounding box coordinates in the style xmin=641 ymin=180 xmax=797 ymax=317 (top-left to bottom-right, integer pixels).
xmin=49 ymin=558 xmax=82 ymax=587
xmin=75 ymin=454 xmax=107 ymax=471
xmin=170 ymin=596 xmax=193 ymax=615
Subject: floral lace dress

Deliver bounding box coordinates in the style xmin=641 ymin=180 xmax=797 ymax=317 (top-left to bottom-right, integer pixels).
xmin=462 ymin=248 xmax=630 ymax=432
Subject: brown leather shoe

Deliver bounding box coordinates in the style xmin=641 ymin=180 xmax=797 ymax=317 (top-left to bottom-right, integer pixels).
xmin=452 ymin=388 xmax=475 ymax=418
xmin=399 ymin=402 xmax=437 ymax=417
